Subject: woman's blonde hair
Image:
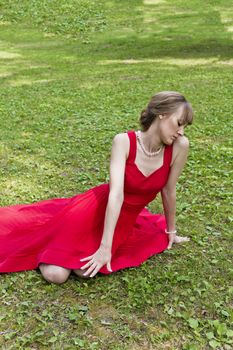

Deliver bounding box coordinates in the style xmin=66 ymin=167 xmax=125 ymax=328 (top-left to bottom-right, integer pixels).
xmin=139 ymin=91 xmax=193 ymax=131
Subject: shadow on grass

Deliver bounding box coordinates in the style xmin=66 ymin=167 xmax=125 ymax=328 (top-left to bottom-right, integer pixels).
xmin=85 ymin=0 xmax=233 ymax=61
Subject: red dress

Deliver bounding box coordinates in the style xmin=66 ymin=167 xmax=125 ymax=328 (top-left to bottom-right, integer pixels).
xmin=0 ymin=131 xmax=172 ymax=275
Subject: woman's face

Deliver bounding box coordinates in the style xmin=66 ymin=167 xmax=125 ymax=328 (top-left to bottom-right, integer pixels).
xmin=159 ymin=105 xmax=186 ymax=145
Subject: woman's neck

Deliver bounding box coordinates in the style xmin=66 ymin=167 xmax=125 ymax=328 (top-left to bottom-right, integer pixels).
xmin=139 ymin=125 xmax=163 ymax=153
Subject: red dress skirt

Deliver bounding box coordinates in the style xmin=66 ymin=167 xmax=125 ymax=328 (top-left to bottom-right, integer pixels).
xmin=0 ymin=131 xmax=172 ymax=274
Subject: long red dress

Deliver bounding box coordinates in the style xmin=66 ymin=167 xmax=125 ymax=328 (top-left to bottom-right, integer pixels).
xmin=0 ymin=131 xmax=172 ymax=275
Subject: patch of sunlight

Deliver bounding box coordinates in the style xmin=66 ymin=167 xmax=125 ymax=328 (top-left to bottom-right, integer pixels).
xmin=143 ymin=10 xmax=161 ymax=24
xmin=3 ymin=178 xmax=47 ymax=199
xmin=140 ymin=1 xmax=165 ymax=24
xmin=0 ymin=21 xmax=11 ymax=26
xmin=217 ymin=59 xmax=233 ymax=66
xmin=0 ymin=149 xmax=58 ymax=201
xmin=10 ymin=79 xmax=54 ymax=87
xmin=143 ymin=13 xmax=179 ymax=26
xmin=0 ymin=61 xmax=50 ymax=72
xmin=138 ymin=34 xmax=155 ymax=39
xmin=27 ymin=64 xmax=51 ymax=69
xmin=144 ymin=0 xmax=165 ymax=4
xmin=144 ymin=18 xmax=156 ymax=24
xmin=115 ymin=27 xmax=136 ymax=34
xmin=162 ymin=58 xmax=216 ymax=65
xmin=172 ymin=10 xmax=198 ymax=16
xmin=142 ymin=2 xmax=197 ymax=25
xmin=98 ymin=57 xmax=219 ymax=66
xmin=16 ymin=154 xmax=55 ymax=170
xmin=115 ymin=34 xmax=136 ymax=39
xmin=15 ymin=41 xmax=62 ymax=49
xmin=64 ymin=56 xmax=77 ymax=62
xmin=160 ymin=23 xmax=178 ymax=28
xmin=216 ymin=8 xmax=233 ymax=36
xmin=0 ymin=51 xmax=21 ymax=59
xmin=0 ymin=59 xmax=28 ymax=67
xmin=43 ymin=32 xmax=56 ymax=38
xmin=218 ymin=10 xmax=233 ymax=24
xmin=0 ymin=72 xmax=12 ymax=78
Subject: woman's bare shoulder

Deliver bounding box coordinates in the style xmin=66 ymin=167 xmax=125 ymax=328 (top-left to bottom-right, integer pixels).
xmin=171 ymin=135 xmax=189 ymax=166
xmin=173 ymin=135 xmax=189 ymax=151
xmin=113 ymin=132 xmax=128 ymax=141
xmin=112 ymin=132 xmax=130 ymax=159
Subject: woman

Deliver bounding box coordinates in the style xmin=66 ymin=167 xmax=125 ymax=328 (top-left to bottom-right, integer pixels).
xmin=0 ymin=91 xmax=193 ymax=284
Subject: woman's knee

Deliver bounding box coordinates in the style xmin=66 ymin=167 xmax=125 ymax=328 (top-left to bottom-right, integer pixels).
xmin=39 ymin=264 xmax=71 ymax=284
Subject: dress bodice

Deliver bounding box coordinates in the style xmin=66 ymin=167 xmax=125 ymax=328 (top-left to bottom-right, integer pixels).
xmin=122 ymin=130 xmax=173 ymax=211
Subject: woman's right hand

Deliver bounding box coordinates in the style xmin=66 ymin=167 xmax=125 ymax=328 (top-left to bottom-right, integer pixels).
xmin=80 ymin=244 xmax=112 ymax=277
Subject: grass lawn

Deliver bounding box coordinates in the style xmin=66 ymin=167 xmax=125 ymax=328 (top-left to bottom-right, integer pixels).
xmin=0 ymin=0 xmax=232 ymax=349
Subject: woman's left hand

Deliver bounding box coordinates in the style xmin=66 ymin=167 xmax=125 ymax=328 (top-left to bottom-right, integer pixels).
xmin=167 ymin=233 xmax=190 ymax=249
xmin=80 ymin=245 xmax=112 ymax=277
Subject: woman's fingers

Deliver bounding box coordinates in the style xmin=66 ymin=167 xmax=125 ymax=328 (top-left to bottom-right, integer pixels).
xmin=181 ymin=237 xmax=190 ymax=242
xmin=80 ymin=255 xmax=94 ymax=269
xmin=167 ymin=242 xmax=173 ymax=249
xmin=90 ymin=265 xmax=101 ymax=278
xmin=80 ymin=259 xmax=94 ymax=270
xmin=79 ymin=248 xmax=112 ymax=276
xmin=174 ymin=235 xmax=190 ymax=244
xmin=83 ymin=262 xmax=98 ymax=276
xmin=80 ymin=254 xmax=93 ymax=262
xmin=166 ymin=232 xmax=177 ymax=250
xmin=167 ymin=236 xmax=175 ymax=250
xmin=167 ymin=235 xmax=191 ymax=249
xmin=107 ymin=261 xmax=112 ymax=272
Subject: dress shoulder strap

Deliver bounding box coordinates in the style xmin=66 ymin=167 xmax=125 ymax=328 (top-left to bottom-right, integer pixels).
xmin=126 ymin=130 xmax=136 ymax=162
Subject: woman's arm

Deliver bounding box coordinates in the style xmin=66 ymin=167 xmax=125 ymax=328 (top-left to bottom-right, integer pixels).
xmin=80 ymin=133 xmax=129 ymax=276
xmin=100 ymin=133 xmax=129 ymax=248
xmin=161 ymin=136 xmax=189 ymax=248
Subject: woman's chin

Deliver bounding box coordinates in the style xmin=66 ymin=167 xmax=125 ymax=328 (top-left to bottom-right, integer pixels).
xmin=166 ymin=138 xmax=174 ymax=145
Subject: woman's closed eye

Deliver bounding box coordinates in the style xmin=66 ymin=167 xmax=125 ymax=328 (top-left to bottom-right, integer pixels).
xmin=178 ymin=120 xmax=187 ymax=128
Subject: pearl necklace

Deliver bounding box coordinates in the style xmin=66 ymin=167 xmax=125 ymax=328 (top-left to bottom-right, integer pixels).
xmin=136 ymin=130 xmax=164 ymax=158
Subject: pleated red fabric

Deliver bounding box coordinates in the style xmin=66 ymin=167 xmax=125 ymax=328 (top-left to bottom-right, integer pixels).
xmin=0 ymin=131 xmax=173 ymax=274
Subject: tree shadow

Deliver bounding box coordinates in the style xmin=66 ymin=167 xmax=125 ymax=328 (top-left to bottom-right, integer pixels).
xmin=90 ymin=0 xmax=233 ymax=61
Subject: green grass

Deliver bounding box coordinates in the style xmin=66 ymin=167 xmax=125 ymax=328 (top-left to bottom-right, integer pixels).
xmin=0 ymin=0 xmax=232 ymax=349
